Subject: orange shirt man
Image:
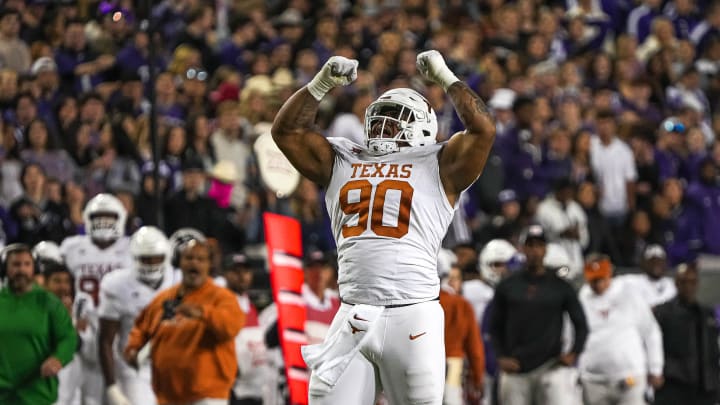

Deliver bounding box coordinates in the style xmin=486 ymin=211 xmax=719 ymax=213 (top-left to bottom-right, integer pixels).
xmin=440 ymin=265 xmax=485 ymax=403
xmin=124 ymin=240 xmax=244 ymax=405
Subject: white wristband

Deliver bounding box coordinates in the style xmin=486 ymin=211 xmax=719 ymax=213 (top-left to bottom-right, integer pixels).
xmin=437 ymin=67 xmax=460 ymax=92
xmin=307 ymin=73 xmax=335 ymax=101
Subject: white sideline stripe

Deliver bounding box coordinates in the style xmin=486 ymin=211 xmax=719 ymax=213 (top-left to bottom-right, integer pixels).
xmin=283 ymin=330 xmax=308 ymax=344
xmin=288 ymin=367 xmax=309 ymax=381
xmin=272 ymin=252 xmax=303 ymax=268
xmin=278 ymin=291 xmax=306 ymax=306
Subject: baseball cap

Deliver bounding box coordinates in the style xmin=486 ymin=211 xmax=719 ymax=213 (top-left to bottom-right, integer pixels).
xmin=304 ymin=249 xmax=330 ymax=267
xmin=223 ymin=253 xmax=251 ymax=270
xmin=520 ymin=224 xmax=546 ymax=245
xmin=644 ymin=244 xmax=667 ymax=260
xmin=584 ymin=257 xmax=612 ymax=281
xmin=181 ymin=156 xmax=205 ymax=173
xmin=498 ymin=189 xmax=518 ymax=204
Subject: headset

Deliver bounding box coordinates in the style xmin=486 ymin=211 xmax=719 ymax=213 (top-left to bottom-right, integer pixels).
xmin=0 ymin=243 xmax=37 ymax=281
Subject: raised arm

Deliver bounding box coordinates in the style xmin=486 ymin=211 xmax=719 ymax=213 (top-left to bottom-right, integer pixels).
xmin=416 ymin=51 xmax=496 ymax=205
xmin=271 ymin=56 xmax=359 ymax=187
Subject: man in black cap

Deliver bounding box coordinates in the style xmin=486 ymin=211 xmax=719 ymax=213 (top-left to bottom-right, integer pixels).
xmin=476 ymin=189 xmax=523 ymax=246
xmin=489 ymin=224 xmax=588 ymax=405
xmin=302 ymin=249 xmax=340 ymax=345
xmin=220 ymin=253 xmax=268 ymax=405
xmin=164 ymin=156 xmax=224 ymax=236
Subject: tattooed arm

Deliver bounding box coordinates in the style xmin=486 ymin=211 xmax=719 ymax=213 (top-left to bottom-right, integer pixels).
xmin=416 ymin=50 xmax=496 ymax=206
xmin=271 ymin=88 xmax=335 ymax=186
xmin=271 ymin=56 xmax=358 ymax=187
xmin=438 ymin=82 xmax=496 ymax=204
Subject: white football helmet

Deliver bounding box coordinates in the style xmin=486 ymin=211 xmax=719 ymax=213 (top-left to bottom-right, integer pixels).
xmin=544 ymin=243 xmax=573 ymax=279
xmin=478 ymin=239 xmax=518 ymax=286
xmin=83 ymin=194 xmax=127 ymax=243
xmin=168 ymin=228 xmax=207 ymax=267
xmin=32 ymin=241 xmax=63 ymax=265
xmin=130 ymin=226 xmax=170 ymax=284
xmin=436 ymin=248 xmax=457 ymax=279
xmin=364 ymin=88 xmax=438 ymax=155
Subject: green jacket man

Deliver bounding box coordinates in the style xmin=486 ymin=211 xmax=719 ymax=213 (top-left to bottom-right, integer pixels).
xmin=0 ymin=244 xmax=77 ymax=405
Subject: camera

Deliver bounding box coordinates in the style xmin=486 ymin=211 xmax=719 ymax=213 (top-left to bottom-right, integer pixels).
xmin=162 ymin=296 xmax=182 ymax=320
xmin=662 ymin=119 xmax=685 ymax=133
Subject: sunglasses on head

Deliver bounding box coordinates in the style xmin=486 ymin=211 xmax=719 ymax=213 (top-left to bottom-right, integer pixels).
xmin=185 ymin=68 xmax=207 ymax=82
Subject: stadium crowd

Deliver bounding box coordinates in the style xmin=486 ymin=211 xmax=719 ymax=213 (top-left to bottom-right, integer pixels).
xmin=0 ymin=0 xmax=720 ymax=404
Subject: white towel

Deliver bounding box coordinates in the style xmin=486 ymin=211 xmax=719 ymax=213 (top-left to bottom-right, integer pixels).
xmin=301 ymin=304 xmax=384 ymax=396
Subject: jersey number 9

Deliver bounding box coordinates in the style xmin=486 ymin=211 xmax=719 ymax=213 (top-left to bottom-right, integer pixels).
xmin=339 ymin=179 xmax=414 ymax=239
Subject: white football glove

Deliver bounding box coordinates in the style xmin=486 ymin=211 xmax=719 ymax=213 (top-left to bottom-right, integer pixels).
xmin=416 ymin=50 xmax=460 ymax=91
xmin=307 ymin=56 xmax=359 ymax=101
xmin=107 ymin=384 xmax=132 ymax=405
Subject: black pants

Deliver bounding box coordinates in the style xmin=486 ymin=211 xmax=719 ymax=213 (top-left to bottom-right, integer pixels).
xmin=654 ymin=381 xmax=716 ymax=405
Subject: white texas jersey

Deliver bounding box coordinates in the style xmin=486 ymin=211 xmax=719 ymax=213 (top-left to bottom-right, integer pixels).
xmin=325 ymin=138 xmax=455 ymax=305
xmin=462 ymin=279 xmax=495 ymax=324
xmin=616 ymin=273 xmax=677 ymax=307
xmin=61 ymin=235 xmax=132 ymax=305
xmin=97 ymin=266 xmax=180 ymax=362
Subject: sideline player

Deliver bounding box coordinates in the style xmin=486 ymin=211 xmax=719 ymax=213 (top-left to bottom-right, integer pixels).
xmin=60 ymin=193 xmax=132 ymax=405
xmin=271 ymin=50 xmax=496 ymax=404
xmin=98 ymin=226 xmax=178 ymax=405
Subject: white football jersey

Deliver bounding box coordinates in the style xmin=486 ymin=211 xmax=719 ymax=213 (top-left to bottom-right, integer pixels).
xmin=325 ymin=138 xmax=455 ymax=306
xmin=615 ymin=273 xmax=677 ymax=307
xmin=462 ymin=279 xmax=494 ymax=324
xmin=60 ymin=235 xmax=132 ymax=305
xmin=97 ymin=266 xmax=179 ymax=364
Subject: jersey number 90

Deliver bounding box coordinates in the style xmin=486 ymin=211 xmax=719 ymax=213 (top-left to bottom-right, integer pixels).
xmin=339 ymin=180 xmax=414 ymax=239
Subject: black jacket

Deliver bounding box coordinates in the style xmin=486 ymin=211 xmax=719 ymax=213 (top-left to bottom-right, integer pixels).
xmin=489 ymin=268 xmax=589 ymax=373
xmin=654 ymin=297 xmax=720 ymax=393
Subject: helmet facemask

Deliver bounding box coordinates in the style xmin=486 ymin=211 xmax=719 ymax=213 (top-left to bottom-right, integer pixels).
xmin=89 ymin=212 xmax=121 ymax=242
xmin=364 ymin=89 xmax=438 ymax=155
xmin=135 ymin=254 xmax=166 ymax=284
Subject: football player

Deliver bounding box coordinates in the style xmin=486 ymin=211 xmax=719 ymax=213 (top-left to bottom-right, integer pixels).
xmin=98 ymin=226 xmax=178 ymax=405
xmin=272 ymin=50 xmax=496 ymax=404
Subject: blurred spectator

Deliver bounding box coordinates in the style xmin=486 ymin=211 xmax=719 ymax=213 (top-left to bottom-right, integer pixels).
xmin=124 ymin=240 xmax=244 ymax=405
xmin=535 ymin=178 xmax=589 ymax=276
xmin=54 ymin=19 xmax=115 ymax=95
xmin=135 ymin=161 xmax=170 ymax=228
xmin=184 ymin=113 xmax=216 ymax=171
xmin=476 ymin=189 xmax=523 ymax=246
xmin=217 ymin=253 xmax=269 ymax=405
xmin=210 ymin=100 xmax=252 ymax=210
xmin=163 ymin=156 xmax=224 ymax=237
xmin=620 ymin=244 xmax=677 ymax=307
xmin=578 ymin=255 xmax=664 ymax=405
xmin=590 ymin=109 xmax=638 ymax=227
xmin=489 ymin=225 xmax=588 ymax=405
xmin=174 ymin=6 xmax=216 ymax=72
xmin=290 ymin=178 xmax=334 ymax=253
xmin=0 ymin=8 xmax=31 ymax=73
xmin=0 ymin=243 xmax=77 ymax=405
xmin=653 ymin=265 xmax=720 ymax=405
xmin=689 ymin=2 xmax=720 ymax=55
xmin=9 ymin=163 xmax=70 ymax=245
xmin=42 ymin=261 xmax=97 ymax=405
xmin=657 ymin=178 xmax=702 ymax=265
xmin=685 ymin=157 xmax=720 ymax=255
xmin=20 ymin=118 xmax=76 ymax=183
xmin=301 ymin=249 xmax=340 ymax=345
xmin=326 ymin=88 xmax=372 ymax=146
